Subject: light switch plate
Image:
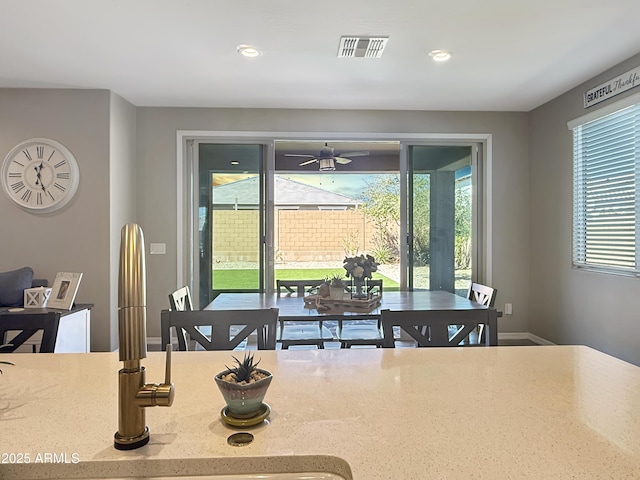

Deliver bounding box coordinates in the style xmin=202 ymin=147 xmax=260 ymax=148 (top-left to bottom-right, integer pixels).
xmin=150 ymin=243 xmax=166 ymax=255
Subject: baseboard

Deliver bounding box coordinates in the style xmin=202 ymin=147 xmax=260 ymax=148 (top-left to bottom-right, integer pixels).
xmin=499 ymin=332 xmax=555 ymax=345
xmin=148 ymin=336 xmax=177 ymax=349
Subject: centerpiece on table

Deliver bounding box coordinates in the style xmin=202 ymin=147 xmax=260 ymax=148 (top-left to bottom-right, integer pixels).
xmin=328 ymin=273 xmax=346 ymax=300
xmin=343 ymin=254 xmax=379 ymax=299
xmin=214 ymin=353 xmax=272 ymax=427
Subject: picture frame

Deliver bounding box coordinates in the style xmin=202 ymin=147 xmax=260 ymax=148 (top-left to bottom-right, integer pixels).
xmin=47 ymin=272 xmax=83 ymax=310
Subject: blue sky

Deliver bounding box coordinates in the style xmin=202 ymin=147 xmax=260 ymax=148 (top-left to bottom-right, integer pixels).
xmin=279 ymin=173 xmax=388 ymax=199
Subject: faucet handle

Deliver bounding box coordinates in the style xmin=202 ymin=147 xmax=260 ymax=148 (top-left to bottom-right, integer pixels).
xmin=155 ymin=344 xmax=175 ymax=407
xmin=165 ymin=343 xmax=172 ymax=384
xmin=136 ymin=345 xmax=175 ymax=407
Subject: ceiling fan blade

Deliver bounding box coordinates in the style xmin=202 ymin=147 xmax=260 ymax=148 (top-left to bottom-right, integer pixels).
xmin=285 ymin=153 xmax=315 ymax=158
xmin=299 ymin=158 xmax=319 ymax=166
xmin=339 ymin=150 xmax=369 ymax=157
xmin=334 ymin=157 xmax=353 ymax=165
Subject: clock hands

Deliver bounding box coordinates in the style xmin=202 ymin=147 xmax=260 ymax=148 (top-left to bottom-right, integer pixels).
xmin=34 ymin=161 xmax=47 ymax=193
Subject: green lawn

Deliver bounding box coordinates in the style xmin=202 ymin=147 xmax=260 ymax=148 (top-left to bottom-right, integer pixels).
xmin=213 ymin=268 xmax=399 ymax=290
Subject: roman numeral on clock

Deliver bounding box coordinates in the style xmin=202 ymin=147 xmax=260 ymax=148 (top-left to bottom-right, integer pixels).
xmin=54 ymin=182 xmax=66 ymax=192
xmin=21 ymin=189 xmax=32 ymax=202
xmin=54 ymin=159 xmax=67 ymax=169
xmin=11 ymin=181 xmax=25 ymax=193
xmin=23 ymin=149 xmax=33 ymax=161
xmin=56 ymin=172 xmax=70 ymax=179
xmin=36 ymin=146 xmax=44 ymax=159
xmin=37 ymin=192 xmax=43 ymax=205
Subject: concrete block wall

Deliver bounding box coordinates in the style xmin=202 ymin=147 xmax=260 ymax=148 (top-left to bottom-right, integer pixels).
xmin=212 ymin=210 xmax=260 ymax=262
xmin=211 ymin=209 xmax=378 ymax=263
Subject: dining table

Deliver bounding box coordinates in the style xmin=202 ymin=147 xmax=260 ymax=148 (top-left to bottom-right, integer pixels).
xmin=207 ymin=290 xmax=500 ymax=346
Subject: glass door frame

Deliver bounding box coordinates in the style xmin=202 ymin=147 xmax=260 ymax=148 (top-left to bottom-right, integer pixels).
xmin=178 ymin=131 xmax=492 ymax=306
xmin=400 ymin=140 xmax=486 ymax=291
xmin=181 ymin=136 xmax=274 ymax=308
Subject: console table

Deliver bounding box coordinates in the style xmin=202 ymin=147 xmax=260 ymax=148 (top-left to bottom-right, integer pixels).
xmin=0 ymin=303 xmax=93 ymax=353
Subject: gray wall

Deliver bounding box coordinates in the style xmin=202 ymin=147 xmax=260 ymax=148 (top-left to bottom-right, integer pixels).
xmin=109 ymin=92 xmax=137 ymax=350
xmin=136 ymin=108 xmax=530 ymax=338
xmin=4 ymin=55 xmax=639 ymax=360
xmin=0 ymin=89 xmax=114 ymax=351
xmin=530 ymin=53 xmax=640 ymax=366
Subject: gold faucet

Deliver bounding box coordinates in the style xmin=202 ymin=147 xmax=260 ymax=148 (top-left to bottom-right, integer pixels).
xmin=114 ymin=223 xmax=175 ymax=450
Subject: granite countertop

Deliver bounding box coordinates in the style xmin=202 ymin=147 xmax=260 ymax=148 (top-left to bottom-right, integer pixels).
xmin=2 ymin=345 xmax=640 ymax=479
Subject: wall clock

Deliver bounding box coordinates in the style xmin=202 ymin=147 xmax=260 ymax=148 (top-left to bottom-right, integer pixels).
xmin=1 ymin=138 xmax=80 ymax=213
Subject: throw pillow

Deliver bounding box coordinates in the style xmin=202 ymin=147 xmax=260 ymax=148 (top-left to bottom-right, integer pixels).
xmin=0 ymin=266 xmax=34 ymax=307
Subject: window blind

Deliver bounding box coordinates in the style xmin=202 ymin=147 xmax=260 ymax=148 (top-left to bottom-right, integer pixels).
xmin=572 ymin=104 xmax=640 ymax=274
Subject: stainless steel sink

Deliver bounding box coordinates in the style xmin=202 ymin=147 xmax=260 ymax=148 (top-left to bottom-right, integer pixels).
xmin=17 ymin=456 xmax=353 ymax=480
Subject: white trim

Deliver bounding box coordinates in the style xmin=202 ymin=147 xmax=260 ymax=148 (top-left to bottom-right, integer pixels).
xmin=568 ymin=90 xmax=640 ymax=130
xmin=175 ymin=131 xmax=184 ymax=288
xmin=147 ymin=336 xmax=178 ymax=349
xmin=177 ymin=130 xmax=491 ymax=142
xmin=484 ymin=138 xmax=493 ymax=284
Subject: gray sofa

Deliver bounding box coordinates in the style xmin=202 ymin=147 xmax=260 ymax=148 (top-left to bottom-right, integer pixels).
xmin=0 ymin=266 xmax=48 ymax=308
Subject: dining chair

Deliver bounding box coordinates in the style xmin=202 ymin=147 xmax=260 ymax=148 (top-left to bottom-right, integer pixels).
xmin=466 ymin=282 xmax=497 ymax=344
xmin=336 ymin=279 xmax=384 ymax=348
xmin=276 ymin=279 xmax=325 ymax=296
xmin=380 ymin=308 xmax=490 ymax=347
xmin=276 ymin=279 xmax=334 ymax=349
xmin=343 ymin=278 xmax=383 ymax=295
xmin=167 ymin=285 xmax=196 ymax=349
xmin=0 ymin=312 xmax=60 ymax=353
xmin=167 ymin=285 xmax=264 ymax=350
xmin=336 ymin=315 xmax=384 ymax=348
xmin=160 ymin=308 xmax=279 ymax=351
xmin=168 ymin=285 xmax=193 ymax=311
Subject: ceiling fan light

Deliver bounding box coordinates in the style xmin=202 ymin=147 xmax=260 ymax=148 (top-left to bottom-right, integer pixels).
xmin=319 ymin=158 xmax=336 ymax=171
xmin=429 ymin=49 xmax=452 ymax=62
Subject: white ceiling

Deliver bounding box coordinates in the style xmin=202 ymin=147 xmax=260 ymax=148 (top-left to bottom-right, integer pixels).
xmin=1 ymin=0 xmax=640 ymax=112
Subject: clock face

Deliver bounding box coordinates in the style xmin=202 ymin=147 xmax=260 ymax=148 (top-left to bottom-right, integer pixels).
xmin=1 ymin=138 xmax=80 ymax=213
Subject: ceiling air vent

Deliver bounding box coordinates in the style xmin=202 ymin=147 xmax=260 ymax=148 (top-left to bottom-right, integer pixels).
xmin=338 ymin=36 xmax=388 ymax=58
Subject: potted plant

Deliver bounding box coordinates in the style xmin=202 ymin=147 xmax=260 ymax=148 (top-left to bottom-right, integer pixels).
xmin=214 ymin=353 xmax=272 ymax=419
xmin=328 ymin=273 xmax=345 ymax=300
xmin=343 ymin=254 xmax=379 ymax=299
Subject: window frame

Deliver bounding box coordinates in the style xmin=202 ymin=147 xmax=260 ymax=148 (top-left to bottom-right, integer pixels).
xmin=568 ymin=91 xmax=640 ymax=276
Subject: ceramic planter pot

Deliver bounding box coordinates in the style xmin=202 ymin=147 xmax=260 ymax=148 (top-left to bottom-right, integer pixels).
xmin=214 ymin=368 xmax=272 ymax=418
xmin=329 ymin=286 xmax=344 ymax=300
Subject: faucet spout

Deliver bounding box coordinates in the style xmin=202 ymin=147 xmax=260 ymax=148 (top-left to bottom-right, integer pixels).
xmin=114 ymin=223 xmax=174 ymax=450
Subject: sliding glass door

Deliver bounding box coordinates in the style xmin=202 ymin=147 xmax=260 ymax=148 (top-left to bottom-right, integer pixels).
xmin=406 ymin=145 xmax=476 ymax=296
xmin=197 ymin=143 xmax=267 ymax=308
xmin=187 ymin=137 xmax=484 ymax=306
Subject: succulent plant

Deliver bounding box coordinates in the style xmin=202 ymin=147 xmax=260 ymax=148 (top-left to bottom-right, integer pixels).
xmin=225 ymin=353 xmax=261 ymax=384
xmin=329 ymin=273 xmax=344 ymax=288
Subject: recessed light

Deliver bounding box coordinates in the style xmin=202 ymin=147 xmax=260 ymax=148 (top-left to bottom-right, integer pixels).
xmin=230 ymin=161 xmax=239 ymax=165
xmin=429 ymin=49 xmax=452 ymax=62
xmin=237 ymin=44 xmax=261 ymax=58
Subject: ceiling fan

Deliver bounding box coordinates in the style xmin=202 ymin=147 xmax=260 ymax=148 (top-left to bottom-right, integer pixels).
xmin=284 ymin=143 xmax=369 ymax=171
